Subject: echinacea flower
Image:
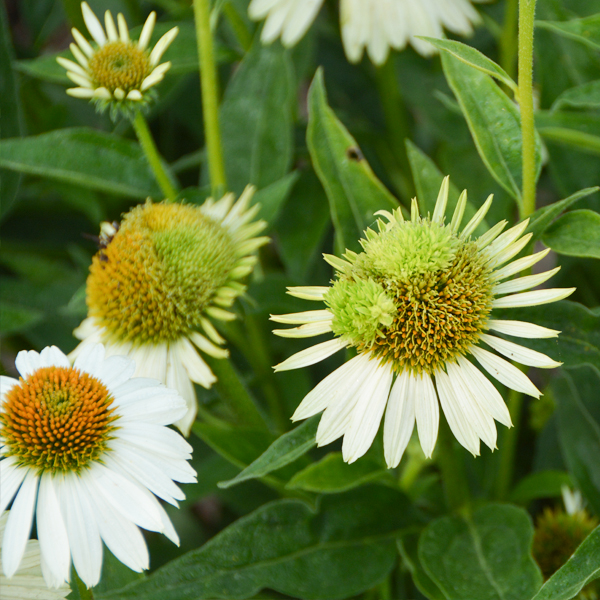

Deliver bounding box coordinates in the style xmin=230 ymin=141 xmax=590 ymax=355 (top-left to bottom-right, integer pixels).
xmin=249 ymin=0 xmax=483 ymax=65
xmin=0 ymin=344 xmax=196 ymax=589
xmin=0 ymin=512 xmax=69 ymax=599
xmin=71 ymin=187 xmax=268 ymax=436
xmin=57 ymin=2 xmax=178 ymax=117
xmin=272 ymin=177 xmax=574 ymax=466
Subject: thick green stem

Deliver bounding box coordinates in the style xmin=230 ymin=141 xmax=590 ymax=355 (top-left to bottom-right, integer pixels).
xmin=132 ymin=111 xmax=178 ymax=200
xmin=500 ymin=0 xmax=518 ymax=82
xmin=436 ymin=419 xmax=470 ymax=511
xmin=72 ymin=569 xmax=94 ymax=600
xmin=518 ymin=0 xmax=537 ymax=218
xmin=495 ymin=388 xmax=524 ymax=500
xmin=193 ymin=0 xmax=227 ymax=194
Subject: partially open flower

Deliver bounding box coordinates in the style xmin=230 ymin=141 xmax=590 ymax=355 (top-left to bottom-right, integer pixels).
xmin=71 ymin=187 xmax=268 ymax=436
xmin=57 ymin=2 xmax=178 ymax=118
xmin=272 ymin=177 xmax=574 ymax=466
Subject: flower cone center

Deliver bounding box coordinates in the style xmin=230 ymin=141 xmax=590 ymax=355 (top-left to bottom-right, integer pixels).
xmin=89 ymin=41 xmax=150 ymax=92
xmin=326 ymin=220 xmax=494 ymax=374
xmin=87 ymin=202 xmax=237 ymax=345
xmin=1 ymin=366 xmax=117 ymax=473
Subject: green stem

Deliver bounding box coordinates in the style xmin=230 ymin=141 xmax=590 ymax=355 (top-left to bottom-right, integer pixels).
xmin=517 ymin=0 xmax=537 ymax=218
xmin=500 ymin=0 xmax=518 ymax=82
xmin=495 ymin=388 xmax=523 ymax=500
xmin=436 ymin=419 xmax=470 ymax=511
xmin=193 ymin=0 xmax=227 ymax=195
xmin=374 ymin=56 xmax=414 ymax=203
xmin=72 ymin=569 xmax=94 ymax=600
xmin=132 ymin=111 xmax=178 ymax=200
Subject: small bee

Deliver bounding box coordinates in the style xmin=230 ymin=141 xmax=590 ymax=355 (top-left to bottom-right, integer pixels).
xmin=83 ymin=221 xmax=119 ymax=262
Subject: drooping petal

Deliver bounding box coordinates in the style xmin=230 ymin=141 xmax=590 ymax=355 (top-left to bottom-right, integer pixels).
xmin=481 ymin=333 xmax=562 ymax=368
xmin=414 ymin=372 xmax=439 ymax=459
xmin=383 ymin=371 xmax=415 ymax=468
xmin=274 ymin=338 xmax=347 ymax=372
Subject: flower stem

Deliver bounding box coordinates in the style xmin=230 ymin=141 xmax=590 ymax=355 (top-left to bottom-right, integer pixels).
xmin=132 ymin=111 xmax=178 ymax=200
xmin=495 ymin=388 xmax=523 ymax=500
xmin=193 ymin=0 xmax=227 ymax=195
xmin=518 ymin=0 xmax=537 ymax=218
xmin=500 ymin=0 xmax=518 ymax=82
xmin=72 ymin=569 xmax=94 ymax=600
xmin=437 ymin=419 xmax=470 ymax=511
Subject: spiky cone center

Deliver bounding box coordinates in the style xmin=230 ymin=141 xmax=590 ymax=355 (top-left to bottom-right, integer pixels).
xmin=0 ymin=366 xmax=118 ymax=474
xmin=87 ymin=202 xmax=238 ymax=345
xmin=88 ymin=41 xmax=150 ymax=93
xmin=325 ymin=219 xmax=495 ymax=375
xmin=533 ymin=507 xmax=599 ymax=581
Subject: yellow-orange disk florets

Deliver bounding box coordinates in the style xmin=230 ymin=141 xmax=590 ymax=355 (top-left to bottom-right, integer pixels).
xmin=1 ymin=366 xmax=117 ymax=474
xmin=89 ymin=41 xmax=150 ymax=93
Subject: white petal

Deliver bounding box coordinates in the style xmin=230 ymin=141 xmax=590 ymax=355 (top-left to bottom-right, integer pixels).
xmin=117 ymin=13 xmax=130 ymax=43
xmin=56 ymin=56 xmax=88 ymax=78
xmin=189 ymin=331 xmax=228 ymax=359
xmin=493 ymin=267 xmax=561 ymax=295
xmin=2 ymin=471 xmax=38 ymax=577
xmin=82 ymin=2 xmax=107 ymax=46
xmin=0 ymin=458 xmax=27 ymax=514
xmin=127 ymin=89 xmax=143 ymax=101
xmin=70 ymin=43 xmax=89 ymax=68
xmin=149 ymin=27 xmax=179 ymax=67
xmin=481 ymin=333 xmax=562 ymax=368
xmin=281 ymin=0 xmax=323 ymax=46
xmin=92 ymin=86 xmax=111 ymax=99
xmin=166 ymin=347 xmax=198 ymax=436
xmin=71 ymin=28 xmax=94 ymax=58
xmin=492 ymin=288 xmax=576 ymax=308
xmin=432 ymin=176 xmax=449 ymax=223
xmin=470 ymin=346 xmax=541 ymax=398
xmin=104 ymin=11 xmax=118 ymax=42
xmin=15 ymin=350 xmax=42 ymax=379
xmin=140 ymin=72 xmax=164 ymax=91
xmin=130 ymin=343 xmax=168 ymax=383
xmin=286 ymin=286 xmax=329 ymax=301
xmin=488 ymin=233 xmax=532 ymax=269
xmin=116 ymin=387 xmax=187 ymax=426
xmin=177 ymin=338 xmax=216 ymax=388
xmin=273 ymin=321 xmax=333 ymax=338
xmin=0 ymin=376 xmax=18 ymax=402
xmin=73 ymin=343 xmax=105 ymax=377
xmin=66 ymin=87 xmax=95 ymax=98
xmin=118 ymin=421 xmax=193 ymax=458
xmin=138 ymin=12 xmax=157 ymax=51
xmin=484 ymin=219 xmax=529 ymax=259
xmin=414 ymin=372 xmax=439 ymax=458
xmin=66 ymin=71 xmax=93 ymax=88
xmin=274 ymin=338 xmax=346 ymax=372
xmin=492 ymin=248 xmax=551 ymax=281
xmin=383 ymin=371 xmax=415 ymax=468
xmin=487 ymin=319 xmax=559 ymax=339
xmin=96 ymin=355 xmax=136 ymax=393
xmin=342 ymin=361 xmax=393 ymax=463
xmin=270 ymin=310 xmax=333 ymax=324
xmin=461 ymin=194 xmax=493 ymax=238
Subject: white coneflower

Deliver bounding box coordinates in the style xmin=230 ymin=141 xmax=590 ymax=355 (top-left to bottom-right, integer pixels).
xmin=57 ymin=2 xmax=178 ymax=117
xmin=248 ymin=0 xmax=482 ymax=65
xmin=71 ymin=187 xmax=268 ymax=436
xmin=0 ymin=344 xmax=196 ymax=589
xmin=272 ymin=177 xmax=574 ymax=466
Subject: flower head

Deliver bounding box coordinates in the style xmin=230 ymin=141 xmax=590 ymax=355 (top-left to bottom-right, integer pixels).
xmin=272 ymin=177 xmax=574 ymax=466
xmin=0 ymin=512 xmax=69 ymax=599
xmin=72 ymin=187 xmax=268 ymax=435
xmin=57 ymin=2 xmax=178 ymax=118
xmin=0 ymin=344 xmax=196 ymax=589
xmin=249 ymin=0 xmax=483 ymax=65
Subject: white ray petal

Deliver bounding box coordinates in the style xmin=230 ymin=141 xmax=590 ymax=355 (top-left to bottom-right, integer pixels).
xmin=72 ymin=28 xmax=94 ymax=58
xmin=450 ymin=189 xmax=468 ymax=233
xmin=117 ymin=13 xmax=130 ymax=42
xmin=15 ymin=349 xmax=42 ymax=379
xmin=487 ymin=319 xmax=559 ymax=339
xmin=274 ymin=338 xmax=347 ymax=372
xmin=493 ymin=248 xmax=551 ymax=281
xmin=492 ymin=288 xmax=575 ymax=308
xmin=484 ymin=219 xmax=529 ymax=259
xmin=67 ymin=87 xmax=95 ymax=98
xmin=383 ymin=371 xmax=415 ymax=468
xmin=104 ymin=11 xmax=118 ymax=41
xmin=432 ymin=176 xmax=449 ymax=223
xmin=273 ymin=321 xmax=333 ymax=338
xmin=271 ymin=310 xmax=333 ymax=324
xmin=66 ymin=71 xmax=93 ymax=88
xmin=493 ymin=267 xmax=561 ymax=295
xmin=461 ymin=194 xmax=493 ymax=238
xmin=481 ymin=334 xmax=561 ymax=368
xmin=286 ymin=286 xmax=329 ymax=301
xmin=56 ymin=56 xmax=88 ymax=78
xmin=149 ymin=27 xmax=179 ymax=67
xmin=70 ymin=43 xmax=89 ymax=68
xmin=82 ymin=2 xmax=107 ymax=46
xmin=470 ymin=346 xmax=541 ymax=398
xmin=414 ymin=372 xmax=439 ymax=458
xmin=0 ymin=376 xmax=18 ymax=402
xmin=488 ymin=233 xmax=532 ymax=268
xmin=189 ymin=331 xmax=228 ymax=359
xmin=0 ymin=458 xmax=27 ymax=514
xmin=138 ymin=11 xmax=157 ymax=51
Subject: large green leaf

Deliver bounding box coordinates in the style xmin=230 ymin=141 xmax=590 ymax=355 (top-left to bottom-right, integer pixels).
xmin=441 ymin=52 xmax=542 ymax=205
xmin=509 ymin=471 xmax=572 ymax=504
xmin=397 ymin=535 xmax=446 ymax=600
xmin=537 ymin=15 xmax=600 ymax=51
xmin=542 ymin=209 xmax=600 ymax=258
xmin=533 ymin=525 xmax=600 ymax=600
xmin=218 ymin=416 xmax=319 ymax=489
xmin=101 ymin=486 xmax=419 ymax=600
xmin=419 ymin=504 xmax=543 ymax=600
xmin=307 ymin=68 xmax=398 ymax=255
xmin=0 ymin=128 xmax=163 ymax=198
xmin=220 ymin=42 xmax=295 ymax=195
xmin=553 ymin=368 xmax=600 ymax=515
xmin=286 ymin=452 xmax=390 ymax=494
xmin=553 ymin=80 xmax=600 ymax=110
xmin=0 ymin=2 xmax=22 ymax=219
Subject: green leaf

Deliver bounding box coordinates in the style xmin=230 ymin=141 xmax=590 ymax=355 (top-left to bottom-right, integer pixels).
xmin=0 ymin=302 xmax=43 ymax=335
xmin=101 ymin=486 xmax=420 ymax=600
xmin=405 ymin=140 xmax=487 ymax=234
xmin=441 ymin=52 xmax=542 ymax=204
xmin=419 ymin=37 xmax=517 ymax=92
xmin=538 ymin=127 xmax=600 ymax=156
xmin=397 ymin=535 xmax=446 ymax=600
xmin=553 ymin=80 xmax=600 ymax=110
xmin=509 ymin=471 xmax=573 ymax=504
xmin=218 ymin=416 xmax=319 ymax=489
xmin=286 ymin=452 xmax=389 ymax=494
xmin=525 ymin=187 xmax=598 ymax=244
xmin=537 ymin=15 xmax=600 ymax=52
xmin=0 ymin=128 xmax=162 ymax=198
xmin=553 ymin=368 xmax=600 ymax=515
xmin=542 ymin=209 xmax=600 ymax=258
xmin=253 ymin=171 xmax=299 ymax=227
xmin=0 ymin=2 xmax=22 ymax=219
xmin=532 ymin=525 xmax=600 ymax=600
xmin=220 ymin=42 xmax=295 ymax=195
xmin=307 ymin=68 xmax=398 ymax=254
xmin=419 ymin=504 xmax=543 ymax=600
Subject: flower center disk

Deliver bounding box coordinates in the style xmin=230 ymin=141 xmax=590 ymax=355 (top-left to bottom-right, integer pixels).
xmin=87 ymin=202 xmax=238 ymax=345
xmin=1 ymin=366 xmax=117 ymax=473
xmin=89 ymin=41 xmax=150 ymax=92
xmin=325 ymin=219 xmax=495 ymax=374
